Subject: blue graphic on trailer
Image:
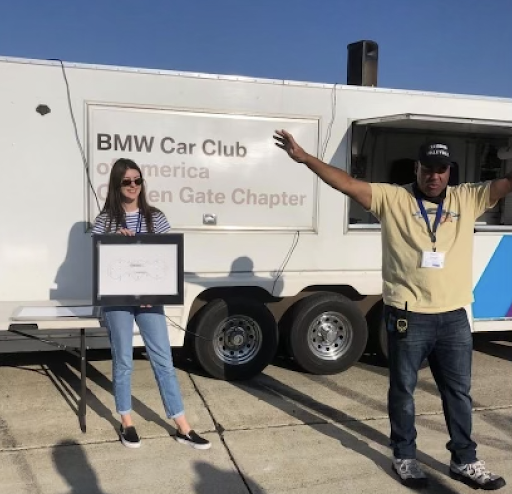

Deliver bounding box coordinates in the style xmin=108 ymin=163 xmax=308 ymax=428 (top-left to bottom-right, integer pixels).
xmin=473 ymin=236 xmax=512 ymax=318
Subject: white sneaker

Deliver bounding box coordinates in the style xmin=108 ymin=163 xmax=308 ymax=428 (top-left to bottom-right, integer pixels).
xmin=450 ymin=460 xmax=506 ymax=490
xmin=392 ymin=458 xmax=428 ymax=488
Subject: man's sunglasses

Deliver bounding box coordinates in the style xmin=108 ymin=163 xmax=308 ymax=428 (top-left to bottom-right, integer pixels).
xmin=120 ymin=177 xmax=143 ymax=187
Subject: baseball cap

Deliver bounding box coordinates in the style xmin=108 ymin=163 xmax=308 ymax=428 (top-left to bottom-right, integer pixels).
xmin=418 ymin=142 xmax=452 ymax=168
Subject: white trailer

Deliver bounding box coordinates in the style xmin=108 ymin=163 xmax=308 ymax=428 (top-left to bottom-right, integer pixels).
xmin=2 ymin=55 xmax=512 ymax=380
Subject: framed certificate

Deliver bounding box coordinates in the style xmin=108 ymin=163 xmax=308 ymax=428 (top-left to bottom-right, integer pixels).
xmin=92 ymin=234 xmax=184 ymax=306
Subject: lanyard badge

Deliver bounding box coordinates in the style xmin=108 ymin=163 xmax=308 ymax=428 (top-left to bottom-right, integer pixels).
xmin=122 ymin=211 xmax=142 ymax=234
xmin=415 ymin=192 xmax=446 ymax=269
xmin=415 ymin=196 xmax=443 ymax=252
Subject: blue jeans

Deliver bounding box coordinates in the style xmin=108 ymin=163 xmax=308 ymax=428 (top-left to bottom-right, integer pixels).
xmin=103 ymin=306 xmax=184 ymax=419
xmin=385 ymin=305 xmax=477 ymax=465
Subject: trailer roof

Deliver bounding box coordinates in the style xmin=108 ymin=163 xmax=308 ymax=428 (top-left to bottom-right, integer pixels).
xmin=354 ymin=113 xmax=512 ymax=135
xmin=1 ymin=54 xmax=512 ymax=104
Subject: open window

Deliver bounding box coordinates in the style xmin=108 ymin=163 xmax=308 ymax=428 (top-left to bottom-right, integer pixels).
xmin=348 ymin=113 xmax=512 ymax=230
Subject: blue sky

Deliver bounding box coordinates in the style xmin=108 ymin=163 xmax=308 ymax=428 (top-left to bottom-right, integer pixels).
xmin=1 ymin=0 xmax=511 ymax=98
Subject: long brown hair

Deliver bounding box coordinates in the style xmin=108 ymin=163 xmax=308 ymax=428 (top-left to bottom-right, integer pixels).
xmin=102 ymin=158 xmax=158 ymax=232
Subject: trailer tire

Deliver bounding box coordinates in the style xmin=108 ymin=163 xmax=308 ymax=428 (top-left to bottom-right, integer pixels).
xmin=366 ymin=300 xmax=389 ymax=363
xmin=190 ymin=298 xmax=278 ymax=381
xmin=287 ymin=293 xmax=368 ymax=374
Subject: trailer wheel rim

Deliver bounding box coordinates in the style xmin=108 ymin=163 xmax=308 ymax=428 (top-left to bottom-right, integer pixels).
xmin=307 ymin=311 xmax=353 ymax=361
xmin=213 ymin=315 xmax=263 ymax=365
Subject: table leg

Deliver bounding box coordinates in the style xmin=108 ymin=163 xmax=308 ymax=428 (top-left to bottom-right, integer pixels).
xmin=79 ymin=327 xmax=87 ymax=433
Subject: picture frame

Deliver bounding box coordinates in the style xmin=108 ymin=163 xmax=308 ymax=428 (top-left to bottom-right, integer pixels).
xmin=92 ymin=233 xmax=184 ymax=306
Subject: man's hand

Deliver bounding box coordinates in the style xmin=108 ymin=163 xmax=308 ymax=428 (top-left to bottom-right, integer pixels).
xmin=490 ymin=172 xmax=512 ymax=203
xmin=273 ymin=129 xmax=372 ymax=210
xmin=274 ymin=129 xmax=309 ymax=163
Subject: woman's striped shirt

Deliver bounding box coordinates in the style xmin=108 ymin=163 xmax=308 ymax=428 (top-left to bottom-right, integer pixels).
xmin=92 ymin=209 xmax=170 ymax=234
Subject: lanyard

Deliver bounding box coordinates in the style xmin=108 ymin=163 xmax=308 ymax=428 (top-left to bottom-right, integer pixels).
xmin=122 ymin=211 xmax=142 ymax=233
xmin=415 ymin=196 xmax=443 ymax=252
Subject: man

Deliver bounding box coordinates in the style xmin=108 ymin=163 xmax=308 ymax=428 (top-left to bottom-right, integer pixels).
xmin=274 ymin=129 xmax=507 ymax=490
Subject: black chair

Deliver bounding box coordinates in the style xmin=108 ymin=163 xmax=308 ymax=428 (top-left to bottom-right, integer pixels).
xmin=389 ymin=158 xmax=416 ymax=185
xmin=448 ymin=161 xmax=459 ymax=186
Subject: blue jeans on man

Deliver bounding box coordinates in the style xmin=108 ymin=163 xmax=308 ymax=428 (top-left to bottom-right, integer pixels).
xmin=385 ymin=305 xmax=477 ymax=465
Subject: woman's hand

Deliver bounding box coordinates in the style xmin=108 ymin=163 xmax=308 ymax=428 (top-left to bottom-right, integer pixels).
xmin=116 ymin=228 xmax=135 ymax=236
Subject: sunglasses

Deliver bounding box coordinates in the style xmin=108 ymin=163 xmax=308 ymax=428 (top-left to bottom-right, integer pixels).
xmin=120 ymin=177 xmax=143 ymax=187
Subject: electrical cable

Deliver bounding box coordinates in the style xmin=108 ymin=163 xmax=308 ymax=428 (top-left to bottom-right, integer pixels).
xmin=165 ymin=315 xmax=213 ymax=341
xmin=271 ymin=82 xmax=339 ymax=296
xmin=49 ymin=58 xmax=101 ymax=212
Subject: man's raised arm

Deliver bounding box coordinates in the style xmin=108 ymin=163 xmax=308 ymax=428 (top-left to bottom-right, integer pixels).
xmin=490 ymin=171 xmax=512 ymax=203
xmin=274 ymin=129 xmax=372 ymax=211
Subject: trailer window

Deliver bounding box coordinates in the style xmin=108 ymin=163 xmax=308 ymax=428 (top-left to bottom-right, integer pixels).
xmin=347 ymin=114 xmax=512 ymax=231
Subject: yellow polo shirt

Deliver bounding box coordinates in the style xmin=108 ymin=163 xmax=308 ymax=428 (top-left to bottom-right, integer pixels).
xmin=369 ymin=182 xmax=495 ymax=313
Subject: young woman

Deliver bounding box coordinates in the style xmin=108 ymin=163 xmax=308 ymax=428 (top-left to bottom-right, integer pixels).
xmin=92 ymin=158 xmax=210 ymax=450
